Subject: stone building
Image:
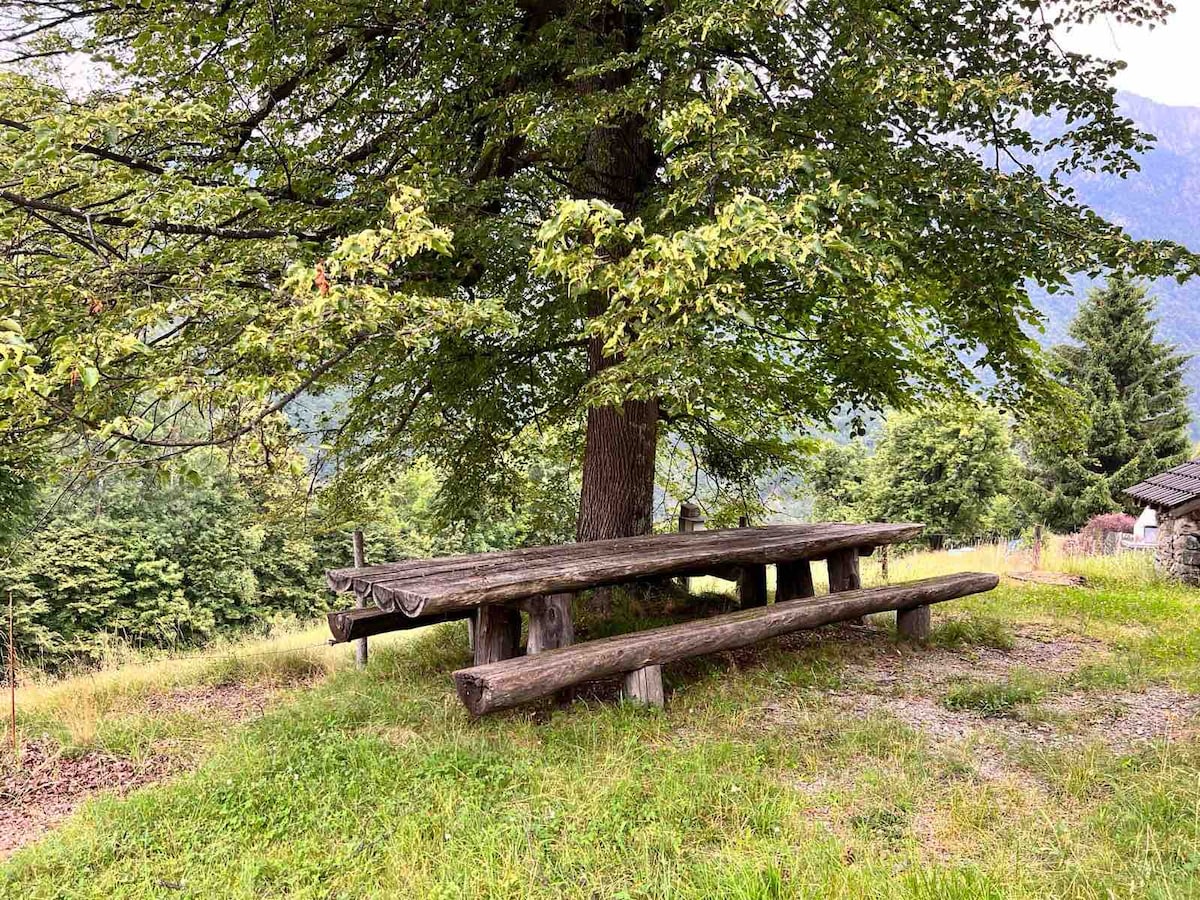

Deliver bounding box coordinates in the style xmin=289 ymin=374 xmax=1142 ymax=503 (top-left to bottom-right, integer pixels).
xmin=1125 ymin=461 xmax=1200 ymax=586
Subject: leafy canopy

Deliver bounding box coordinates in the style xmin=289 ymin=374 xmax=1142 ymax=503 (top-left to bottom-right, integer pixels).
xmin=0 ymin=1 xmax=1195 ymax=508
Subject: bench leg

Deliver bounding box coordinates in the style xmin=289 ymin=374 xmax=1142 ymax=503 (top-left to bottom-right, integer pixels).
xmin=826 ymin=548 xmax=866 ymax=624
xmin=525 ymin=593 xmax=574 ymax=655
xmin=776 ymin=560 xmax=815 ymax=602
xmin=897 ymin=605 xmax=931 ymax=641
xmin=739 ymin=564 xmax=768 ymax=607
xmin=474 ymin=605 xmax=521 ymax=666
xmin=623 ymin=665 xmax=665 ymax=708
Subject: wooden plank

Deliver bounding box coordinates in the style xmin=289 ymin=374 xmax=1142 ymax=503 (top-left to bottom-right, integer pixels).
xmin=473 ymin=605 xmax=521 ymax=666
xmin=357 ymin=526 xmax=859 ymax=608
xmin=623 ymin=665 xmax=664 ymax=707
xmin=454 ymin=573 xmax=998 ymax=715
xmin=327 ymin=524 xmax=918 ymax=602
xmin=327 ymin=606 xmax=473 ymax=643
xmin=525 ymin=593 xmax=574 ymax=654
xmin=378 ymin=523 xmax=924 ymax=616
xmin=775 ymin=560 xmax=815 ymax=602
xmin=328 ymin=524 xmax=819 ymax=595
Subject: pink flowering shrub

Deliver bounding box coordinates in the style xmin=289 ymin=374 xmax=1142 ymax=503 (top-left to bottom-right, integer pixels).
xmin=1063 ymin=512 xmax=1137 ymax=556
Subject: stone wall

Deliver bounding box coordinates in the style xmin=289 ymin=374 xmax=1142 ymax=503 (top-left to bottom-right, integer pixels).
xmin=1158 ymin=512 xmax=1200 ymax=586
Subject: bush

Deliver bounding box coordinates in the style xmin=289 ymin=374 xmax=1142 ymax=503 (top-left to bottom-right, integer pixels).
xmin=1062 ymin=512 xmax=1137 ymax=556
xmin=2 ymin=468 xmax=326 ymax=668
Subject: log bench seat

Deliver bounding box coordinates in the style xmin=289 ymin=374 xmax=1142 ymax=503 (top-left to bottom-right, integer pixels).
xmin=452 ymin=572 xmax=999 ymax=716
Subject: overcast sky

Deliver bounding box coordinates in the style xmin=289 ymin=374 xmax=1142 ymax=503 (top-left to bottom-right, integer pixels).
xmin=1060 ymin=6 xmax=1200 ymax=107
xmin=5 ymin=8 xmax=1199 ymax=108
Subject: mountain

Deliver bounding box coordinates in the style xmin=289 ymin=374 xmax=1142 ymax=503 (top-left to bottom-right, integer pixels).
xmin=1027 ymin=92 xmax=1200 ymax=435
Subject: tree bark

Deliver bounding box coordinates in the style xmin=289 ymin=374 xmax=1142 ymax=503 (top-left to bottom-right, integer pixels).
xmin=571 ymin=9 xmax=659 ymax=544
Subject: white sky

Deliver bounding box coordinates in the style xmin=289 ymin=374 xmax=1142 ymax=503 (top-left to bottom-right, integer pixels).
xmin=1059 ymin=6 xmax=1200 ymax=107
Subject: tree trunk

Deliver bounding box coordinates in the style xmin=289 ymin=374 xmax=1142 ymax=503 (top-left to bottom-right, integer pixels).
xmin=576 ymin=397 xmax=659 ymax=541
xmin=571 ymin=9 xmax=659 ymax=545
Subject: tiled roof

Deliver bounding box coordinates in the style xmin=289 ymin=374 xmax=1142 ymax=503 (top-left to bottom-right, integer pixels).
xmin=1124 ymin=461 xmax=1200 ymax=511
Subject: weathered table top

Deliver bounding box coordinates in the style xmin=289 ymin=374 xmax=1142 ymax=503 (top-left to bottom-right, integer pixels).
xmin=327 ymin=522 xmax=922 ymax=617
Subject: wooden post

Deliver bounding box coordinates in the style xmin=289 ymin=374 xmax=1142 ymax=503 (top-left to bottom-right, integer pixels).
xmin=826 ymin=547 xmax=865 ymax=624
xmin=1033 ymin=524 xmax=1043 ymax=571
xmin=473 ymin=604 xmax=521 ymax=666
xmin=880 ymin=545 xmax=890 ymax=584
xmin=735 ymin=514 xmax=767 ymax=606
xmin=826 ymin=548 xmax=861 ymax=591
xmin=677 ymin=502 xmax=704 ymax=592
xmin=525 ymin=593 xmax=574 ymax=655
xmin=8 ymin=589 xmax=15 ymax=754
xmin=897 ymin=604 xmax=931 ymax=641
xmin=738 ymin=564 xmax=768 ymax=607
xmin=678 ymin=502 xmax=703 ymax=533
xmin=623 ymin=665 xmax=664 ymax=708
xmin=352 ymin=529 xmax=368 ymax=669
xmin=775 ymin=560 xmax=815 ymax=602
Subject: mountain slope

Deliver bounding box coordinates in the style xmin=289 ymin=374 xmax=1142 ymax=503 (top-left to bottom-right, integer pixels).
xmin=1028 ymin=92 xmax=1200 ymax=431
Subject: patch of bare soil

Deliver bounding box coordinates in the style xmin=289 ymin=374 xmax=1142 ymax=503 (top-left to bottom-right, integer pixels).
xmin=1 ymin=681 xmax=290 ymax=860
xmin=756 ymin=626 xmax=1197 ymax=783
xmin=141 ymin=682 xmax=281 ymax=720
xmin=840 ymin=626 xmax=1105 ymax=693
xmin=1045 ymin=686 xmax=1200 ymax=751
xmin=0 ymin=740 xmax=177 ymax=859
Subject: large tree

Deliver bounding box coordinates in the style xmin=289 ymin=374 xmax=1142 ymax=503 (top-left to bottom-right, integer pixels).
xmin=0 ymin=1 xmax=1195 ymax=542
xmin=1025 ymin=275 xmax=1192 ymax=530
xmin=865 ymin=400 xmax=1019 ymax=543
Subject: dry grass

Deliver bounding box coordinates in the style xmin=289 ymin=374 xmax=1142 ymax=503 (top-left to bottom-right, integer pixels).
xmin=686 ymin=534 xmax=1159 ymax=600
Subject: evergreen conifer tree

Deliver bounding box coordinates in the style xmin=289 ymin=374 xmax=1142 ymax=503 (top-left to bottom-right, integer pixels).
xmin=1028 ymin=276 xmax=1191 ymax=530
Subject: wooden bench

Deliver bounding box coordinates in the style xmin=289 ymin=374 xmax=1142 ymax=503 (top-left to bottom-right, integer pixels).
xmin=326 ymin=522 xmax=923 ymax=664
xmin=452 ymin=573 xmax=999 ymax=715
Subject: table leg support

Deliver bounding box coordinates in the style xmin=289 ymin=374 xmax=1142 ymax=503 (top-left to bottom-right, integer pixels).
xmin=474 ymin=604 xmax=521 ymax=666
xmin=826 ymin=548 xmax=866 ymax=624
xmin=525 ymin=593 xmax=574 ymax=655
xmin=776 ymin=560 xmax=815 ymax=602
xmin=739 ymin=564 xmax=768 ymax=607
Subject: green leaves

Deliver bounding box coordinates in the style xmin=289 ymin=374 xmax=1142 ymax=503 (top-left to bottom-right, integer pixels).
xmin=0 ymin=0 xmax=1195 ymax=515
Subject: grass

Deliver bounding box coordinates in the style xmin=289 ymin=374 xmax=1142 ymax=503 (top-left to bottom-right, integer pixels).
xmin=943 ymin=671 xmax=1046 ymax=717
xmin=8 ymin=622 xmax=422 ymax=759
xmin=4 ymin=549 xmax=1200 ymax=898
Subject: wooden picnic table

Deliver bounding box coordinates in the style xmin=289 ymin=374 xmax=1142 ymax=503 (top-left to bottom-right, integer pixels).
xmin=326 ymin=522 xmax=922 ymax=659
xmin=324 ymin=520 xmax=1002 ymax=715
xmin=328 ymin=522 xmax=922 ymax=615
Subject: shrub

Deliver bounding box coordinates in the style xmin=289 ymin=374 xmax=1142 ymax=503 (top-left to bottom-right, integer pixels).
xmin=2 ymin=469 xmax=325 ymax=668
xmin=1063 ymin=512 xmax=1137 ymax=556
